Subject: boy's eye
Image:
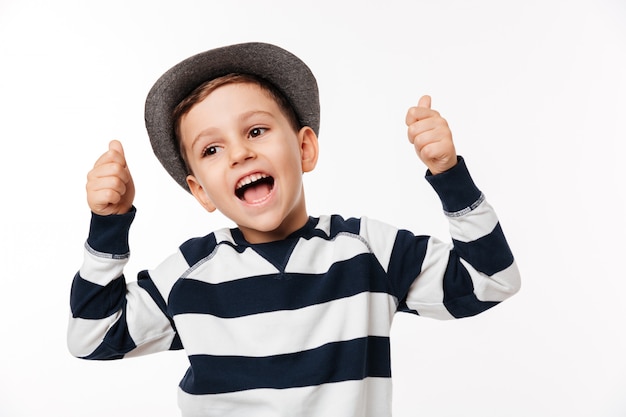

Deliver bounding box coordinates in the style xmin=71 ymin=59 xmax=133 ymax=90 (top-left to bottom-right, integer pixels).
xmin=249 ymin=127 xmax=267 ymax=138
xmin=202 ymin=145 xmax=221 ymax=157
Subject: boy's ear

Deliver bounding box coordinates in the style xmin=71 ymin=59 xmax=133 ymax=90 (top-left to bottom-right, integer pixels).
xmin=299 ymin=126 xmax=319 ymax=173
xmin=186 ymin=175 xmax=217 ymax=213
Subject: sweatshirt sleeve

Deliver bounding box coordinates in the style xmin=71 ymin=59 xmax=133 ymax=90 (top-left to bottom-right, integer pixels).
xmin=386 ymin=157 xmax=521 ymax=320
xmin=67 ymin=208 xmax=182 ymax=360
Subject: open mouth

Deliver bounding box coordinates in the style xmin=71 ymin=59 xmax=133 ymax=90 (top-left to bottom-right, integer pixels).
xmin=235 ymin=173 xmax=275 ymax=203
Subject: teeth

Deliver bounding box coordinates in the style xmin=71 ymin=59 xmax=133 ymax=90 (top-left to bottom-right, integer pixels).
xmin=236 ymin=173 xmax=269 ymax=190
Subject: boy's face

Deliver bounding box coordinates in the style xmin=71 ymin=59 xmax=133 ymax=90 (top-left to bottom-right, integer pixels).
xmin=180 ymin=82 xmax=319 ymax=244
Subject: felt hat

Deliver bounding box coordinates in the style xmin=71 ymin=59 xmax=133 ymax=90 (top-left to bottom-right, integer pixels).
xmin=144 ymin=42 xmax=320 ymax=192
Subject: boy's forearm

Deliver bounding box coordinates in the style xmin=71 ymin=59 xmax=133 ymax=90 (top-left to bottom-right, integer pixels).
xmin=426 ymin=157 xmax=520 ymax=313
xmin=68 ymin=209 xmax=136 ymax=358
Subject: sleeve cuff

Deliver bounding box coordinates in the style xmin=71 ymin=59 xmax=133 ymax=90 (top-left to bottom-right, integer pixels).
xmin=87 ymin=207 xmax=137 ymax=255
xmin=424 ymin=157 xmax=483 ymax=215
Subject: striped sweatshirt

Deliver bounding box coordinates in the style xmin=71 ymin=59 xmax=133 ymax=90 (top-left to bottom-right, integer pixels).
xmin=68 ymin=158 xmax=520 ymax=416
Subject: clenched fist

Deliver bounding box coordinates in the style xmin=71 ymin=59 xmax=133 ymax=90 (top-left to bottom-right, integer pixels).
xmin=86 ymin=140 xmax=135 ymax=215
xmin=406 ymin=95 xmax=457 ymax=175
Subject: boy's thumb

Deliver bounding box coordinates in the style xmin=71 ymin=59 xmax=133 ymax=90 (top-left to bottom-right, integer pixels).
xmin=109 ymin=140 xmax=125 ymax=156
xmin=417 ymin=95 xmax=432 ymax=109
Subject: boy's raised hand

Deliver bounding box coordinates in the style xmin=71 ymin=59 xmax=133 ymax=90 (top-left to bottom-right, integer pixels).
xmin=405 ymin=95 xmax=457 ymax=175
xmin=86 ymin=140 xmax=135 ymax=215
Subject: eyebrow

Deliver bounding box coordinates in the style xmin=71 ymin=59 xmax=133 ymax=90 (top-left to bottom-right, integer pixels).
xmin=190 ymin=110 xmax=277 ymax=150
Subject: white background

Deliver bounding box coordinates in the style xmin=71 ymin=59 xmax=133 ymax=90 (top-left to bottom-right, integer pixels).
xmin=1 ymin=0 xmax=625 ymax=416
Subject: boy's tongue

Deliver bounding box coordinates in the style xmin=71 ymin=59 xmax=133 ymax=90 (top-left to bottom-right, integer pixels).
xmin=242 ymin=182 xmax=272 ymax=203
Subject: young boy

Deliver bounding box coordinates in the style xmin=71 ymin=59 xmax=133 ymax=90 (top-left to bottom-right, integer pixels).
xmin=68 ymin=42 xmax=520 ymax=416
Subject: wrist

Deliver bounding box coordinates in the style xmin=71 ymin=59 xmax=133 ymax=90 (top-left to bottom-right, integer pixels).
xmin=425 ymin=157 xmax=482 ymax=214
xmin=426 ymin=155 xmax=458 ymax=176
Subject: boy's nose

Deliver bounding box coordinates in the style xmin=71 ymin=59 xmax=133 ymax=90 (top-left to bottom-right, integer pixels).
xmin=229 ymin=140 xmax=255 ymax=167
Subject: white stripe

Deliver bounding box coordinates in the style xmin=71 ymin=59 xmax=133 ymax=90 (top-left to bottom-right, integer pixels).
xmin=403 ymin=238 xmax=456 ymax=320
xmin=175 ymin=292 xmax=396 ymax=357
xmin=79 ymin=245 xmax=126 ymax=286
xmin=186 ymin=245 xmax=278 ymax=284
xmin=149 ymin=250 xmax=189 ymax=301
xmin=67 ymin=311 xmax=121 ymax=357
xmin=213 ymin=228 xmax=236 ymax=244
xmin=447 ymin=198 xmax=499 ymax=243
xmin=359 ymin=217 xmax=398 ymax=274
xmin=314 ymin=214 xmax=332 ymax=234
xmin=178 ymin=377 xmax=393 ymax=417
xmin=460 ymin=258 xmax=521 ymax=302
xmin=124 ymin=281 xmax=177 ymax=357
xmin=286 ymin=233 xmax=371 ymax=274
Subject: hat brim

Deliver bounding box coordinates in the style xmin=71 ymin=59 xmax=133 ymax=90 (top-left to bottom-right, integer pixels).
xmin=144 ymin=42 xmax=320 ymax=192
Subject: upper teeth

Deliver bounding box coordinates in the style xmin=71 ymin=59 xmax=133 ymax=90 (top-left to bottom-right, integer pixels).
xmin=236 ymin=173 xmax=269 ymax=190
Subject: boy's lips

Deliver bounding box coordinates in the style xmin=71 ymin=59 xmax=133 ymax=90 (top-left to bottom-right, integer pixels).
xmin=235 ymin=172 xmax=275 ymax=204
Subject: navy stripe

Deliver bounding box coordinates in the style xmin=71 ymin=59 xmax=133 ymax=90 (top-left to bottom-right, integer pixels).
xmin=179 ymin=233 xmax=220 ymax=268
xmin=452 ymin=222 xmax=514 ymax=276
xmin=397 ymin=303 xmax=420 ymax=315
xmin=425 ymin=157 xmax=482 ymax=214
xmin=443 ymin=251 xmax=498 ymax=318
xmin=386 ymin=230 xmax=430 ymax=302
xmin=328 ymin=215 xmax=361 ymax=238
xmin=180 ymin=336 xmax=391 ymax=395
xmin=169 ymin=334 xmax=184 ymax=350
xmin=168 ymin=253 xmax=390 ymax=318
xmin=87 ymin=208 xmax=135 ymax=255
xmin=70 ymin=274 xmax=126 ymax=319
xmin=82 ymin=302 xmax=136 ymax=360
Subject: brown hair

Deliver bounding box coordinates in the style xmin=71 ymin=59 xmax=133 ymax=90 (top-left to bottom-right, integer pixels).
xmin=173 ymin=73 xmax=302 ymax=173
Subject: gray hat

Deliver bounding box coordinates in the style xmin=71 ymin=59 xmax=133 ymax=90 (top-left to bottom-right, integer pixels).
xmin=144 ymin=42 xmax=320 ymax=192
